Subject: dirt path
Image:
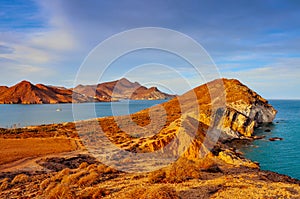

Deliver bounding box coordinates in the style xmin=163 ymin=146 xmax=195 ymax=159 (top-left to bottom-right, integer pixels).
xmin=0 ymin=138 xmax=86 ymax=173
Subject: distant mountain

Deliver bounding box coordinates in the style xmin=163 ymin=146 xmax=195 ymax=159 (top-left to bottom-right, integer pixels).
xmin=0 ymin=86 xmax=8 ymax=95
xmin=0 ymin=78 xmax=175 ymax=104
xmin=74 ymin=78 xmax=175 ymax=101
xmin=0 ymin=80 xmax=94 ymax=104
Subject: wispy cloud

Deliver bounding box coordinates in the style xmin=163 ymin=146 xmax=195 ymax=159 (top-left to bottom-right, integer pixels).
xmin=222 ymin=57 xmax=300 ymax=99
xmin=0 ymin=0 xmax=300 ymax=98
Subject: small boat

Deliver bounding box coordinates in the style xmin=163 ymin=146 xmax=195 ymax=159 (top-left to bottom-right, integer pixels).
xmin=56 ymin=108 xmax=62 ymax=112
xmin=269 ymin=137 xmax=283 ymax=141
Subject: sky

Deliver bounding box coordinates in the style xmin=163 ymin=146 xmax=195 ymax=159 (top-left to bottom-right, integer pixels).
xmin=0 ymin=0 xmax=300 ymax=99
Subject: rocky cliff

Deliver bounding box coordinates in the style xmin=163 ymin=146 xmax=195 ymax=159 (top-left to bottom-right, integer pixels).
xmin=76 ymin=78 xmax=277 ymax=168
xmin=1 ymin=78 xmax=299 ymax=199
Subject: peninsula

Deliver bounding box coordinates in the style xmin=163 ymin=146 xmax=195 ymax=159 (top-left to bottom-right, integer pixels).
xmin=0 ymin=78 xmax=299 ymax=198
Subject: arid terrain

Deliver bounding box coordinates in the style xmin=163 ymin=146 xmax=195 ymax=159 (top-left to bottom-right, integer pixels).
xmin=0 ymin=79 xmax=299 ymax=198
xmin=0 ymin=78 xmax=174 ymax=104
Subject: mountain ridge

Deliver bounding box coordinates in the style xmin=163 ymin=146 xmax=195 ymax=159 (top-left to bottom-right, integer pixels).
xmin=0 ymin=78 xmax=175 ymax=104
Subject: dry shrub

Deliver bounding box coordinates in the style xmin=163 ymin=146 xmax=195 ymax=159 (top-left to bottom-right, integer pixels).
xmin=11 ymin=173 xmax=29 ymax=184
xmin=122 ymin=186 xmax=179 ymax=199
xmin=79 ymin=162 xmax=89 ymax=169
xmin=62 ymin=170 xmax=87 ymax=185
xmin=148 ymin=169 xmax=166 ymax=183
xmin=96 ymin=164 xmax=108 ymax=173
xmin=143 ymin=186 xmax=179 ymax=199
xmin=196 ymin=157 xmax=216 ymax=170
xmin=149 ymin=157 xmax=216 ymax=183
xmin=46 ymin=183 xmax=75 ymax=199
xmin=165 ymin=158 xmax=201 ymax=183
xmin=104 ymin=166 xmax=117 ymax=174
xmin=40 ymin=178 xmax=51 ymax=190
xmin=77 ymin=172 xmax=99 ymax=187
xmin=78 ymin=187 xmax=110 ymax=199
xmin=0 ymin=178 xmax=10 ymax=191
xmin=44 ymin=182 xmax=58 ymax=195
xmin=55 ymin=168 xmax=71 ymax=180
xmin=121 ymin=186 xmax=146 ymax=199
xmin=87 ymin=164 xmax=97 ymax=171
xmin=96 ymin=164 xmax=117 ymax=174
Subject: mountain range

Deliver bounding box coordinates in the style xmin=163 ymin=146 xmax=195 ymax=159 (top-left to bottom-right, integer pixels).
xmin=0 ymin=78 xmax=174 ymax=104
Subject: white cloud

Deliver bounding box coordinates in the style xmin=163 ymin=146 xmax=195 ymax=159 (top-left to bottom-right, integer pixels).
xmin=221 ymin=58 xmax=300 ymax=99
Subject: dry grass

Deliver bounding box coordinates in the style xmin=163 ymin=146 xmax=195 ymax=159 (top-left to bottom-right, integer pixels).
xmin=0 ymin=178 xmax=9 ymax=191
xmin=40 ymin=178 xmax=51 ymax=190
xmin=0 ymin=138 xmax=78 ymax=166
xmin=61 ymin=170 xmax=87 ymax=185
xmin=39 ymin=162 xmax=119 ymax=198
xmin=77 ymin=171 xmax=99 ymax=187
xmin=46 ymin=183 xmax=75 ymax=199
xmin=78 ymin=187 xmax=110 ymax=199
xmin=11 ymin=173 xmax=29 ymax=184
xmin=120 ymin=185 xmax=179 ymax=199
xmin=149 ymin=157 xmax=217 ymax=183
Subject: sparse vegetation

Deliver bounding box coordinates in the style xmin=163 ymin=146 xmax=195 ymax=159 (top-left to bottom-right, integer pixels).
xmin=120 ymin=186 xmax=179 ymax=199
xmin=0 ymin=178 xmax=9 ymax=191
xmin=11 ymin=173 xmax=29 ymax=184
xmin=46 ymin=183 xmax=75 ymax=199
xmin=149 ymin=157 xmax=216 ymax=183
xmin=78 ymin=187 xmax=110 ymax=199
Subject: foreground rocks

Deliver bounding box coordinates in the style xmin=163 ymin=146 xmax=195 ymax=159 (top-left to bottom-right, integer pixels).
xmin=0 ymin=78 xmax=298 ymax=199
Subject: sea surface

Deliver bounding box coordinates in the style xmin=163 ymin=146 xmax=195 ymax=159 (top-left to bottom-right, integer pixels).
xmin=0 ymin=100 xmax=167 ymax=128
xmin=240 ymin=100 xmax=300 ymax=180
xmin=0 ymin=99 xmax=299 ymax=179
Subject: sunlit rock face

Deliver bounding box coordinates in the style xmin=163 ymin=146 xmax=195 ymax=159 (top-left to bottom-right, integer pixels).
xmin=80 ymin=78 xmax=276 ymax=166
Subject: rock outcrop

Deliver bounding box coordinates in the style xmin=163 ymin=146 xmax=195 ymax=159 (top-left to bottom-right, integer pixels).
xmin=1 ymin=78 xmax=298 ymax=199
xmin=76 ymin=78 xmax=277 ymax=169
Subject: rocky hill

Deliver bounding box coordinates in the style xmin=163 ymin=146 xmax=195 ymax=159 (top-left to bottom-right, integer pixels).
xmin=77 ymin=78 xmax=277 ymax=168
xmin=0 ymin=78 xmax=174 ymax=104
xmin=74 ymin=78 xmax=175 ymax=101
xmin=0 ymin=86 xmax=8 ymax=94
xmin=0 ymin=80 xmax=94 ymax=104
xmin=1 ymin=78 xmax=299 ymax=199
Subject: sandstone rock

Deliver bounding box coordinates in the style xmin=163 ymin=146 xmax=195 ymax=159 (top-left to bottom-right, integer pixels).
xmin=80 ymin=78 xmax=277 ymax=166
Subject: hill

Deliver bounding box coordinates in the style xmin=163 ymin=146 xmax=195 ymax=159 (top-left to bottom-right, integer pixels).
xmin=0 ymin=80 xmax=93 ymax=104
xmin=0 ymin=78 xmax=174 ymax=104
xmin=74 ymin=78 xmax=175 ymax=101
xmin=1 ymin=78 xmax=298 ymax=199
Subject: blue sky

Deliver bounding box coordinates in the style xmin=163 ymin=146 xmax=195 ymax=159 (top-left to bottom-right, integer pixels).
xmin=0 ymin=0 xmax=300 ymax=98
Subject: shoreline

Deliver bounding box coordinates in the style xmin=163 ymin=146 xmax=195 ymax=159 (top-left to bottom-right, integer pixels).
xmin=0 ymin=120 xmax=298 ymax=181
xmin=0 ymin=121 xmax=299 ymax=198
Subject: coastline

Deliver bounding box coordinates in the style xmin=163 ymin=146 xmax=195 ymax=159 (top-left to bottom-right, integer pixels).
xmin=0 ymin=79 xmax=299 ymax=198
xmin=0 ymin=120 xmax=299 ymax=198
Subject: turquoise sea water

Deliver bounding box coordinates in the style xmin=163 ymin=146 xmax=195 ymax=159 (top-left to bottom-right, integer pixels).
xmin=240 ymin=100 xmax=300 ymax=180
xmin=0 ymin=99 xmax=299 ymax=179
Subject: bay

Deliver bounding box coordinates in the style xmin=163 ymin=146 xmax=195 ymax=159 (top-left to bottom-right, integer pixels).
xmin=0 ymin=100 xmax=167 ymax=128
xmin=0 ymin=99 xmax=299 ymax=180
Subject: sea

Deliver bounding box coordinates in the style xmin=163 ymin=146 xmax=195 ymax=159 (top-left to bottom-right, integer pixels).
xmin=0 ymin=99 xmax=299 ymax=179
xmin=239 ymin=100 xmax=300 ymax=180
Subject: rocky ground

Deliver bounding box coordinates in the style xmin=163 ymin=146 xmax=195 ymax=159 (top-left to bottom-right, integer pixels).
xmin=0 ymin=78 xmax=299 ymax=198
